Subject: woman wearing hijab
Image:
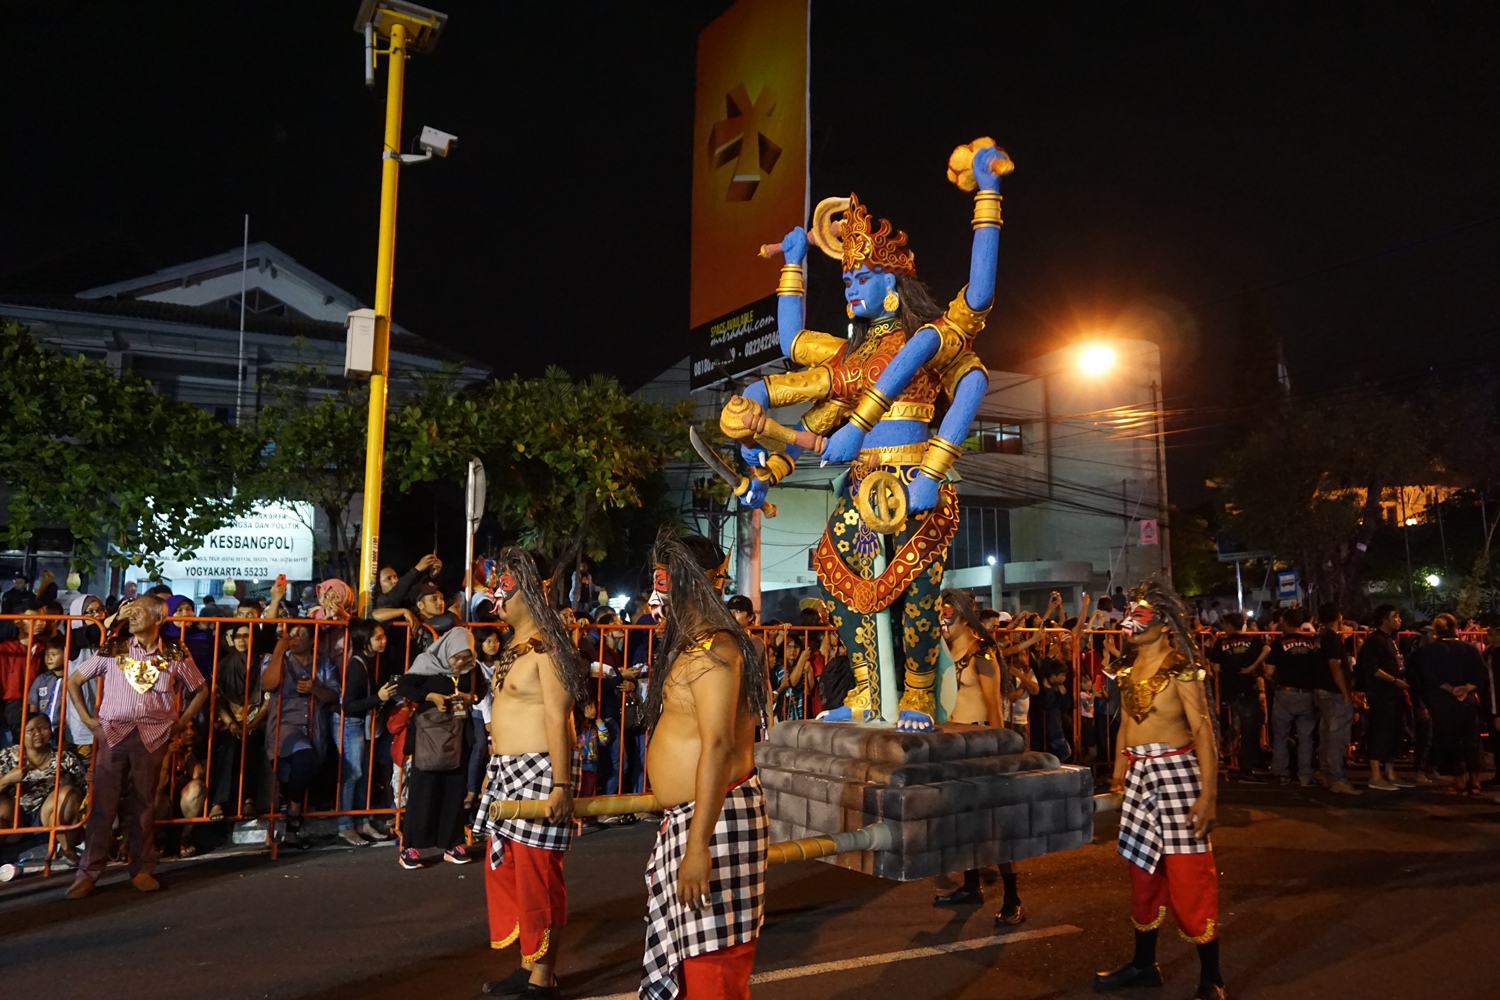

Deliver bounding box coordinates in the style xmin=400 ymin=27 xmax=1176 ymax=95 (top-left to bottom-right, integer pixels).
xmin=209 ymin=622 xmax=266 ymax=820
xmin=66 ymin=594 xmax=106 ymax=660
xmin=396 ymin=627 xmax=487 ymax=869
xmin=61 ymin=595 xmax=105 ymax=754
xmin=312 ymin=578 xmax=356 ymax=665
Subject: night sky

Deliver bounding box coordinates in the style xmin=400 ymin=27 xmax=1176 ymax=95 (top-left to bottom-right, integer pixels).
xmin=4 ymin=2 xmax=1497 ymax=505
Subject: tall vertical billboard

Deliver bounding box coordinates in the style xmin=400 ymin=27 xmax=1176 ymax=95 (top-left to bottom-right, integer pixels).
xmin=688 ymin=0 xmax=809 ymax=391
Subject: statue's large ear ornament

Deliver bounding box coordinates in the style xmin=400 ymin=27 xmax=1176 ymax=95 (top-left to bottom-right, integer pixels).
xmin=758 ymin=196 xmax=849 ymax=261
xmin=808 ymin=196 xmax=849 ymax=261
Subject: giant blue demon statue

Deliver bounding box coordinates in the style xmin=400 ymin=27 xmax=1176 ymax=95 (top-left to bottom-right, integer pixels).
xmin=714 ymin=138 xmax=1010 ymax=732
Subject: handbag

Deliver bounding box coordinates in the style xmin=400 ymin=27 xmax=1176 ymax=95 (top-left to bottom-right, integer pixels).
xmin=411 ymin=703 xmax=465 ymax=771
xmin=622 ymin=689 xmax=644 ymax=732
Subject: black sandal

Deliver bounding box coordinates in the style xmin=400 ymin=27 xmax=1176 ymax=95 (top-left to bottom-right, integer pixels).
xmin=481 ymin=968 xmax=533 ymax=996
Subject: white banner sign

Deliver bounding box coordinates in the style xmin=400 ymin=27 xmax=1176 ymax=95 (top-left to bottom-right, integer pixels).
xmin=160 ymin=501 xmax=315 ymax=582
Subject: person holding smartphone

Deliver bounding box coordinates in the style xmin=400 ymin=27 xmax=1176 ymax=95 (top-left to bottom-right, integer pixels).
xmin=260 ymin=624 xmax=340 ymax=848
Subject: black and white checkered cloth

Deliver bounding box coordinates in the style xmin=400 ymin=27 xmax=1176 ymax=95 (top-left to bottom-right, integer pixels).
xmin=1117 ymin=742 xmax=1211 ymax=874
xmin=473 ymin=751 xmax=580 ymax=870
xmin=639 ymin=775 xmax=768 ymax=1000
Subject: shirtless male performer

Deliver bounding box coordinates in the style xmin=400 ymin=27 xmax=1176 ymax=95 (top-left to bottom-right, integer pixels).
xmin=474 ymin=548 xmax=589 ymax=1000
xmin=639 ymin=531 xmax=769 ymax=1000
xmin=931 ymin=588 xmax=1025 ymax=925
xmin=1095 ymin=580 xmax=1225 ymax=1000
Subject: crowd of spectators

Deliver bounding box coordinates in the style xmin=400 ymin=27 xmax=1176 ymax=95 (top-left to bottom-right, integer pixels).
xmin=5 ymin=554 xmax=1499 ymax=884
xmin=1197 ymin=602 xmax=1497 ymax=796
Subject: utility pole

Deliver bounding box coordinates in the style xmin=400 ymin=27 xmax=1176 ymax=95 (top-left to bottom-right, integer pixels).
xmin=1150 ymin=379 xmax=1172 ymax=583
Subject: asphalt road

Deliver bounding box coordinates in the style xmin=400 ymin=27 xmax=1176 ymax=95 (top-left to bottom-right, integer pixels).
xmin=2 ymin=781 xmax=1497 ymax=1000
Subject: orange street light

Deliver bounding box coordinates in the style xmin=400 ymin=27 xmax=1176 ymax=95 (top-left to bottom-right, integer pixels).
xmin=1078 ymin=343 xmax=1117 ymax=376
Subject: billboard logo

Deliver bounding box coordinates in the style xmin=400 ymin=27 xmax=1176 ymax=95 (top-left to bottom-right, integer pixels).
xmin=709 ymin=84 xmax=783 ymax=201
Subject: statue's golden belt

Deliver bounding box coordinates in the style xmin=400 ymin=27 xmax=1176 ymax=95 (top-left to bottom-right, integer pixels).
xmin=857 ymin=442 xmax=929 ymax=467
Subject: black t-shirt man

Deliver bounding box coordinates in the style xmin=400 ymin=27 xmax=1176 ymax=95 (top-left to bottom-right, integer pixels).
xmin=1357 ymin=629 xmax=1404 ymax=701
xmin=1269 ymin=632 xmax=1321 ymax=691
xmin=1315 ymin=627 xmax=1351 ymax=694
xmin=1209 ymin=633 xmax=1266 ymax=702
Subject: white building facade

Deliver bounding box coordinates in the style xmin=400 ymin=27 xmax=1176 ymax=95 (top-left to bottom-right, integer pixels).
xmin=0 ymin=243 xmax=488 ymax=598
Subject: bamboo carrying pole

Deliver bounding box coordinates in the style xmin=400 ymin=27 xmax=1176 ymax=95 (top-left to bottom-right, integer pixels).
xmin=486 ymin=793 xmax=1123 ymax=864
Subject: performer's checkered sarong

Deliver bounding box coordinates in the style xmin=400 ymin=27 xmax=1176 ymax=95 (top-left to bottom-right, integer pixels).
xmin=1118 ymin=743 xmax=1211 ymax=874
xmin=474 ymin=751 xmax=579 ymax=869
xmin=639 ymin=774 xmax=768 ymax=1000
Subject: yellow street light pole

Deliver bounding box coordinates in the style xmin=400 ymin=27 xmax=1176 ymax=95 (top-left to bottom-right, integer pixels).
xmin=357 ymin=20 xmax=408 ymax=615
xmin=352 ymin=1 xmax=447 ymax=614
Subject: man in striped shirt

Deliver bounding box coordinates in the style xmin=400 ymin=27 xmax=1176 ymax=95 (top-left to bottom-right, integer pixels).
xmin=64 ymin=595 xmax=206 ymax=898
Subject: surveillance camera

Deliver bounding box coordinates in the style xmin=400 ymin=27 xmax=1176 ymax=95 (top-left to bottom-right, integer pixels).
xmin=418 ymin=126 xmax=457 ymax=158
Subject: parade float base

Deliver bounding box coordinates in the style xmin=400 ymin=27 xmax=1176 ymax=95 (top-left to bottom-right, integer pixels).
xmin=755 ymin=721 xmax=1094 ymax=881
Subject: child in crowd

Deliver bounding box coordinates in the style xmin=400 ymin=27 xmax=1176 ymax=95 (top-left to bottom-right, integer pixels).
xmin=576 ymin=700 xmax=609 ymax=799
xmin=26 ymin=635 xmax=97 ymax=754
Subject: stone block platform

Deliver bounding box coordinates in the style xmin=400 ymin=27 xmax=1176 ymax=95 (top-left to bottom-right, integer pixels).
xmin=755 ymin=721 xmax=1094 ymax=881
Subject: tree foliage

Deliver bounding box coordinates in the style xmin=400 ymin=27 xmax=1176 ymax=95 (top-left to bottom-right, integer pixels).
xmin=391 ymin=366 xmax=694 ymax=566
xmin=0 ymin=321 xmax=692 ymax=583
xmin=1219 ymin=395 xmax=1426 ymax=613
xmin=0 ymin=320 xmax=254 ymax=572
xmin=1169 ymin=503 xmax=1233 ymax=597
xmin=246 ymin=362 xmax=371 ymax=579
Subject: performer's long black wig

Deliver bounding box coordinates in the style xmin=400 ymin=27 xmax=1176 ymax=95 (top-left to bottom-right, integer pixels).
xmin=643 ymin=530 xmax=767 ymax=733
xmin=494 ymin=546 xmax=590 ymax=706
xmin=847 ymin=274 xmax=943 ymax=354
xmin=1115 ymin=577 xmax=1205 ymax=674
xmin=939 ymin=589 xmax=998 ymax=655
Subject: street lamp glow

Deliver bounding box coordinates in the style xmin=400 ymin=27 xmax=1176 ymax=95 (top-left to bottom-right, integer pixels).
xmin=1404 ymin=517 xmax=1418 ymax=527
xmin=987 ymin=555 xmax=997 ymax=566
xmin=1078 ymin=343 xmax=1117 ymax=376
xmin=1425 ymin=574 xmax=1441 ymax=587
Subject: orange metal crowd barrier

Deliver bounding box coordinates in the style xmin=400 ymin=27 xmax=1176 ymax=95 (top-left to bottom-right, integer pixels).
xmin=0 ymin=612 xmax=832 ymax=879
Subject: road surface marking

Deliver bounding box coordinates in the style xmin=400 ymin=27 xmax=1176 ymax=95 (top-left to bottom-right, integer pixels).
xmin=586 ymin=923 xmax=1083 ymax=998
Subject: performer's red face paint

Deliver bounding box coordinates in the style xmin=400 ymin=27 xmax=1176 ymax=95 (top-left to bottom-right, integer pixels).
xmin=940 ymin=602 xmax=957 ymax=636
xmin=493 ymin=571 xmax=519 ymax=607
xmin=1122 ymin=601 xmax=1158 ymax=636
xmin=649 ymin=564 xmax=670 ymax=609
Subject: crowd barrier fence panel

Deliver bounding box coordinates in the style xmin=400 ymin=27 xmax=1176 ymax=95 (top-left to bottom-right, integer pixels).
xmin=3 ymin=611 xmax=1482 ymax=878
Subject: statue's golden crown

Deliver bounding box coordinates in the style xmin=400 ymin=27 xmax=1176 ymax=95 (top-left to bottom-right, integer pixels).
xmin=840 ymin=193 xmax=915 ymax=277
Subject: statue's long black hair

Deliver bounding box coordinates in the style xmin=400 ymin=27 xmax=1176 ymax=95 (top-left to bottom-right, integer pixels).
xmin=1115 ymin=578 xmax=1205 ymax=675
xmin=495 ymin=546 xmax=589 ymax=705
xmin=643 ymin=530 xmax=766 ymax=733
xmin=847 ymin=274 xmax=943 ymax=354
xmin=939 ymin=588 xmax=997 ymax=655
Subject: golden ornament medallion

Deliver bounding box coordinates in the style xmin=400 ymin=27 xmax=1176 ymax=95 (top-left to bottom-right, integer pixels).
xmin=855 ymin=470 xmax=908 ymax=535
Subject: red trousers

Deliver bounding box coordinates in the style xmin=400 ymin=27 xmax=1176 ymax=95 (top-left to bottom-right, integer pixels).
xmin=486 ymin=838 xmax=567 ymax=963
xmin=681 ymin=939 xmax=757 ymax=999
xmin=1130 ymin=852 xmax=1218 ymax=943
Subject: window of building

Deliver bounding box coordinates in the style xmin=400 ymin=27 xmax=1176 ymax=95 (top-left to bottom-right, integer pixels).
xmin=963 ymin=421 xmax=1023 ymax=455
xmin=950 ymin=504 xmax=1010 ymax=570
